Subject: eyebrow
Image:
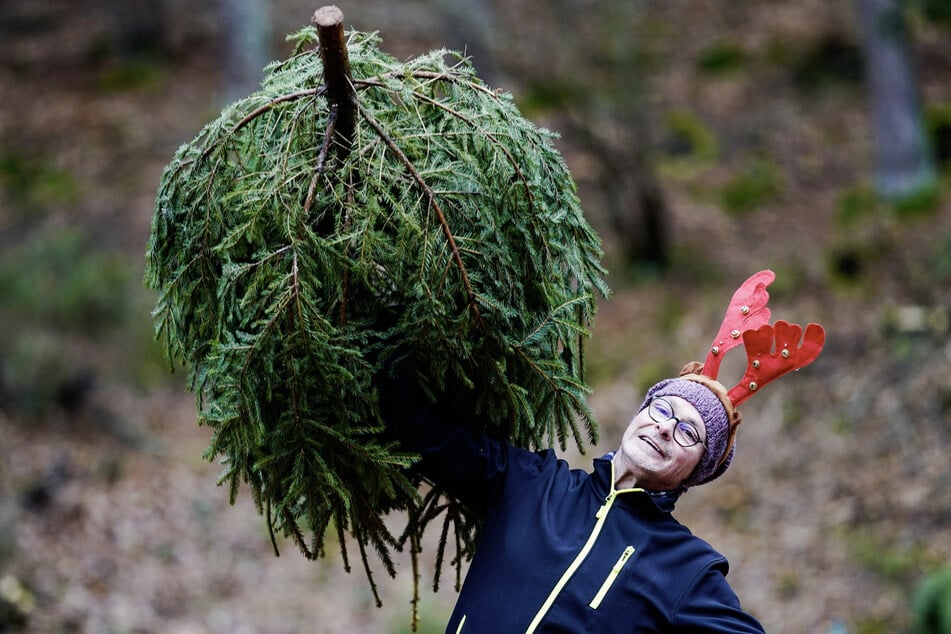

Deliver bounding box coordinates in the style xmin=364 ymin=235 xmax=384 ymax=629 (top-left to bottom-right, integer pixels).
xmin=669 ymin=403 xmax=706 ymax=440
xmin=666 ymin=400 xmax=698 ymax=423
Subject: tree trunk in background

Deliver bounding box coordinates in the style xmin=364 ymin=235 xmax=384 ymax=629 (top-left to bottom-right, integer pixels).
xmin=552 ymin=1 xmax=670 ymax=269
xmin=599 ymin=125 xmax=669 ymax=270
xmin=435 ymin=0 xmax=669 ymax=269
xmin=437 ymin=0 xmax=502 ymax=87
xmin=567 ymin=112 xmax=669 ymax=269
xmin=855 ymin=0 xmax=936 ymax=201
xmin=220 ymin=0 xmax=270 ymax=102
xmin=109 ymin=0 xmax=167 ymax=58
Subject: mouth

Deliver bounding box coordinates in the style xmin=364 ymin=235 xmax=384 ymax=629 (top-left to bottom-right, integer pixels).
xmin=639 ymin=435 xmax=665 ymax=458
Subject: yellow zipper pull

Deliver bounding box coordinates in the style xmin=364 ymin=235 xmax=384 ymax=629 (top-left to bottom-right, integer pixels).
xmin=595 ymin=492 xmax=615 ymax=519
xmin=589 ymin=546 xmax=636 ymax=609
xmin=616 ymin=545 xmax=635 ymax=568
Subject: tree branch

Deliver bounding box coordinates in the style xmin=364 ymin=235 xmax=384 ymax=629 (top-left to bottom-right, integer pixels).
xmin=355 ymin=100 xmax=485 ymax=328
xmin=199 ymin=88 xmax=324 ymax=162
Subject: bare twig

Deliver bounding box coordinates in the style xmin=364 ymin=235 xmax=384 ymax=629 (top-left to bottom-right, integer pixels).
xmin=302 ymin=102 xmax=339 ymax=215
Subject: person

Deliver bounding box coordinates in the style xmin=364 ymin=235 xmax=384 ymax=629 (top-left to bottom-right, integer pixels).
xmin=380 ymin=270 xmax=825 ymax=633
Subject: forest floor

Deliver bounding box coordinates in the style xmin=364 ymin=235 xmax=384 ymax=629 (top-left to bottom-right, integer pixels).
xmin=1 ymin=1 xmax=950 ymax=633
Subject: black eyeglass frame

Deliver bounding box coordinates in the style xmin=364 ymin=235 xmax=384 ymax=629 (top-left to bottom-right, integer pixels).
xmin=647 ymin=397 xmax=707 ymax=449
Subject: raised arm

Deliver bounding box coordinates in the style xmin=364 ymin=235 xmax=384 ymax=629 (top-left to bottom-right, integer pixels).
xmin=376 ymin=366 xmax=513 ymax=513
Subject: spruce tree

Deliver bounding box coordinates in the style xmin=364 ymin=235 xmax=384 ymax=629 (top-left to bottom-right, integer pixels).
xmin=145 ymin=8 xmax=609 ymax=617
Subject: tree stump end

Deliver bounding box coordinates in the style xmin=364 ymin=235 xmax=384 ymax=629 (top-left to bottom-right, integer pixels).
xmin=312 ymin=5 xmax=344 ymax=28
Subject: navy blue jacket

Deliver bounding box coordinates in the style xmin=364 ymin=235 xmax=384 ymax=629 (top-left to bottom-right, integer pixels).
xmin=383 ymin=384 xmax=765 ymax=632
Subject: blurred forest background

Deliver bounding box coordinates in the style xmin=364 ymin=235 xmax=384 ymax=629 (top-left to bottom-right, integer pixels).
xmin=1 ymin=0 xmax=950 ymax=632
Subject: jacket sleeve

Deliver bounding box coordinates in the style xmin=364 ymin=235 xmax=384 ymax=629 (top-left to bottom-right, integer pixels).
xmin=377 ymin=367 xmax=527 ymax=513
xmin=671 ymin=564 xmax=766 ymax=633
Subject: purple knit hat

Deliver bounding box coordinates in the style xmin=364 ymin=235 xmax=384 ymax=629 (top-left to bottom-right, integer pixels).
xmin=640 ymin=378 xmax=735 ymax=488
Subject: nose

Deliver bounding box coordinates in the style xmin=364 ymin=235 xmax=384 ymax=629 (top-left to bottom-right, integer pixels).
xmin=655 ymin=419 xmax=674 ymax=441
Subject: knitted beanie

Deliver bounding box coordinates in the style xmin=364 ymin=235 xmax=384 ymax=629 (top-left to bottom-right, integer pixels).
xmin=640 ymin=378 xmax=734 ymax=488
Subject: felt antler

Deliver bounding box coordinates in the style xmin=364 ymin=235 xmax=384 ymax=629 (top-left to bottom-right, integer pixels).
xmin=727 ymin=320 xmax=826 ymax=407
xmin=679 ymin=271 xmax=825 ymax=470
xmin=701 ymin=269 xmax=775 ymax=380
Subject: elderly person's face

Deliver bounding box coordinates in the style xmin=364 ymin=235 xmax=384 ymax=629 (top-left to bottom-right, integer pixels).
xmin=613 ymin=395 xmax=707 ymax=491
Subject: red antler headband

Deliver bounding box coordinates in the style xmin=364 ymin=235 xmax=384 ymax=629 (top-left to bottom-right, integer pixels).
xmin=680 ymin=269 xmax=825 ymax=466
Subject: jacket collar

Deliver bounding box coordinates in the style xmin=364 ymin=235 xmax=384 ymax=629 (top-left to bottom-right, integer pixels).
xmin=594 ymin=453 xmax=680 ymax=514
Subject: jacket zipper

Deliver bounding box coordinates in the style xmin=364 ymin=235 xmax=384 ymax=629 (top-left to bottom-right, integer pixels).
xmin=588 ymin=545 xmax=636 ymax=609
xmin=525 ymin=462 xmax=641 ymax=633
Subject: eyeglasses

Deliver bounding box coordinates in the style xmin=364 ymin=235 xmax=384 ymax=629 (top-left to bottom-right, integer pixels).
xmin=648 ymin=397 xmax=706 ymax=449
